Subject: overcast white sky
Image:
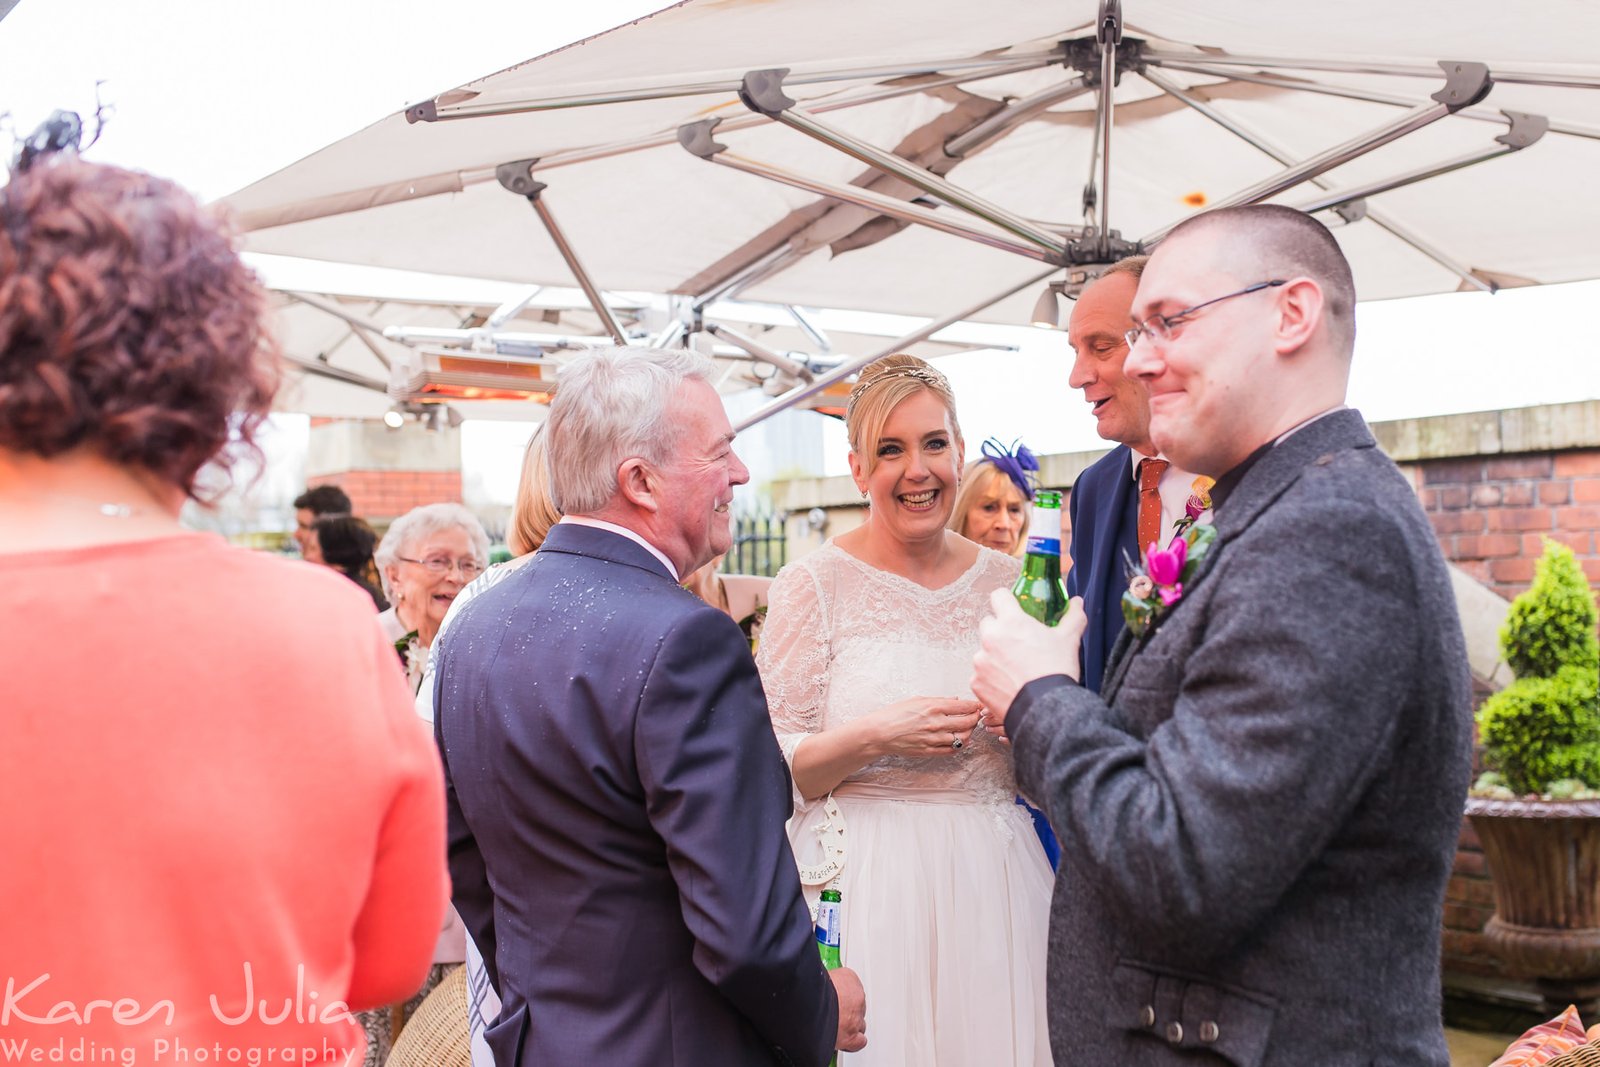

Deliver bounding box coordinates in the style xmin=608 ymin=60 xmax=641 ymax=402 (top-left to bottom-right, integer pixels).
xmin=3 ymin=0 xmax=1598 ymax=505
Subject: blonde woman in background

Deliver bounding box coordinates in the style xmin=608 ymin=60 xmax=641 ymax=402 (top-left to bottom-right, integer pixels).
xmin=948 ymin=438 xmax=1040 ymax=557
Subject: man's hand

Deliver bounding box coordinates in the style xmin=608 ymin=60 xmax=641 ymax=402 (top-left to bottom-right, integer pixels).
xmin=830 ymin=966 xmax=867 ymax=1053
xmin=971 ymin=590 xmax=1086 ymax=734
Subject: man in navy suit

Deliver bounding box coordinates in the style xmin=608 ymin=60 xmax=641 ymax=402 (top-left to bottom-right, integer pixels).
xmin=434 ymin=347 xmax=866 ymax=1066
xmin=1065 ymin=256 xmax=1207 ymax=691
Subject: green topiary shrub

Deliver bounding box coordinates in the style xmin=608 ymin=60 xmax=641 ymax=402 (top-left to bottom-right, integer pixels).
xmin=1501 ymin=540 xmax=1600 ymax=679
xmin=1476 ymin=540 xmax=1600 ymax=796
xmin=1477 ymin=666 xmax=1600 ymax=795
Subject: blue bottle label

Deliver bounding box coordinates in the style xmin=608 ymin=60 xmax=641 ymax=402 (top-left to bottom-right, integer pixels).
xmin=815 ymin=901 xmax=842 ymax=947
xmin=1025 ymin=535 xmax=1061 ymax=556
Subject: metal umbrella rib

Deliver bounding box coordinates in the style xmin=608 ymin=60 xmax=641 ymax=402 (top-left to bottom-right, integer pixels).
xmin=408 ymin=50 xmax=1068 ymax=122
xmin=1138 ymin=68 xmax=1497 ymax=292
xmin=1145 ymin=60 xmax=1600 ymax=142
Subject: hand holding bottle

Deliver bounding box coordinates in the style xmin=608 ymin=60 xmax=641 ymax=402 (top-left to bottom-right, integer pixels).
xmin=829 ymin=966 xmax=868 ymax=1054
xmin=972 ymin=591 xmax=1087 ymax=732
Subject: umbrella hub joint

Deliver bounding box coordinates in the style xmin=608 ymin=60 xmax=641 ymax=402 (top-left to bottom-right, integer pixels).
xmin=1431 ymin=61 xmax=1493 ymax=112
xmin=1062 ymin=35 xmax=1145 ymax=86
xmin=740 ymin=68 xmax=796 ymax=118
xmin=1060 ymin=232 xmax=1142 ymax=268
xmin=494 ymin=159 xmax=546 ymax=201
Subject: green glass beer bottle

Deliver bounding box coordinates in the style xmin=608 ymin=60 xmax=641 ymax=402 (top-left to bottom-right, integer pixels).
xmin=816 ymin=888 xmax=843 ymax=970
xmin=816 ymin=888 xmax=843 ymax=1067
xmin=1013 ymin=489 xmax=1069 ymax=626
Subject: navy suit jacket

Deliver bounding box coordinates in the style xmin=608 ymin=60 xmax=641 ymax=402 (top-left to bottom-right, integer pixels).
xmin=1066 ymin=445 xmax=1138 ymax=693
xmin=435 ymin=523 xmax=838 ymax=1067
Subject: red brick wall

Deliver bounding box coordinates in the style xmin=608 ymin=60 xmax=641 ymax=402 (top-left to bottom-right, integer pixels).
xmin=1423 ymin=448 xmax=1600 ymax=997
xmin=1418 ymin=450 xmax=1600 ymax=600
xmin=314 ymin=470 xmax=463 ymax=524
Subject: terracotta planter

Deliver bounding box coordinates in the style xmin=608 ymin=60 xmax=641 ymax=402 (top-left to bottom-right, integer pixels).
xmin=1466 ymin=797 xmax=1600 ymax=1012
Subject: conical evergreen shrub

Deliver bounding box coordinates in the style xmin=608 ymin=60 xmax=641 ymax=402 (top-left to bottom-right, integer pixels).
xmin=1476 ymin=540 xmax=1600 ymax=796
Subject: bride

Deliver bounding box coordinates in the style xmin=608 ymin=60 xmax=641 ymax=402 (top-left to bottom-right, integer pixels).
xmin=756 ymin=354 xmax=1054 ymax=1066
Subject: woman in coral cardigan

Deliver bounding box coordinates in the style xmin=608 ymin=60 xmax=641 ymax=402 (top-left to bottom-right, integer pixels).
xmin=0 ymin=127 xmax=447 ymax=1066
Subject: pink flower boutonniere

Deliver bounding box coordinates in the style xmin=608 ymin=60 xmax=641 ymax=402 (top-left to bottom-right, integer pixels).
xmin=1122 ymin=523 xmax=1218 ymax=637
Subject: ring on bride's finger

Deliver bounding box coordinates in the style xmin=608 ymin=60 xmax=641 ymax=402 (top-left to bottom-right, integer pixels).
xmin=951 ymin=731 xmax=964 ymax=750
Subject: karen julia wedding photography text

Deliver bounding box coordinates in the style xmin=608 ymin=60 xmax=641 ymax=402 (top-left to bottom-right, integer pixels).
xmin=1 ymin=965 xmax=364 ymax=1067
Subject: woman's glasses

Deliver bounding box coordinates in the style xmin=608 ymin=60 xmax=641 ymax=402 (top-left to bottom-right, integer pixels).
xmin=398 ymin=555 xmax=483 ymax=579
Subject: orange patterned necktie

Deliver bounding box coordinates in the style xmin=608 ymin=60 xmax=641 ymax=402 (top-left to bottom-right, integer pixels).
xmin=1137 ymin=457 xmax=1169 ymax=555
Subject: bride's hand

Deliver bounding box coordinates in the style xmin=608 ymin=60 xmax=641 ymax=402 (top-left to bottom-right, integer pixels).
xmin=866 ymin=698 xmax=984 ymax=758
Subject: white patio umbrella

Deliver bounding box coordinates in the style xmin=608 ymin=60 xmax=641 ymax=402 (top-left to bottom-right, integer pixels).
xmin=222 ymin=0 xmax=1600 ymax=426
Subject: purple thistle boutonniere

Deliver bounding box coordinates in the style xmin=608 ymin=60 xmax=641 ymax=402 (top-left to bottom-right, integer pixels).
xmin=1122 ymin=523 xmax=1218 ymax=637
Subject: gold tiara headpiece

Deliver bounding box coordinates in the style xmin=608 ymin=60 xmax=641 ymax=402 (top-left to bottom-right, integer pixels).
xmin=846 ymin=366 xmax=951 ymax=414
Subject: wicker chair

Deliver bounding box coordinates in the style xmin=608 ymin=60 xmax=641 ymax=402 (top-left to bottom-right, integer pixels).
xmin=384 ymin=965 xmax=471 ymax=1067
xmin=1546 ymin=1046 xmax=1600 ymax=1067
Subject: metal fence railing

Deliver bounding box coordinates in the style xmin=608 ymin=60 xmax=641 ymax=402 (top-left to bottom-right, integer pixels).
xmin=723 ymin=511 xmax=788 ymax=577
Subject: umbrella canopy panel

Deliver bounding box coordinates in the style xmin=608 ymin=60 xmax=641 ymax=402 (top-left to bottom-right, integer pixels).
xmin=225 ymin=0 xmax=1600 ymax=329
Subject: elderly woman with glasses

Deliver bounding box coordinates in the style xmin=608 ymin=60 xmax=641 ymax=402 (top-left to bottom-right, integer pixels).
xmin=376 ymin=502 xmax=490 ymax=694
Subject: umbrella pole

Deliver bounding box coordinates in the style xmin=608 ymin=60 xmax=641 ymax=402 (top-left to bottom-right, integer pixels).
xmin=1095 ymin=0 xmax=1121 ymax=258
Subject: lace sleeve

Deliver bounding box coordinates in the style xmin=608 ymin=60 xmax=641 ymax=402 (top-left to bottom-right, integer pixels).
xmin=754 ymin=561 xmax=830 ymax=809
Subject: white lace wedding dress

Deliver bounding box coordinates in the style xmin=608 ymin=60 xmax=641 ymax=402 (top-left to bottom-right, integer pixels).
xmin=757 ymin=542 xmax=1054 ymax=1067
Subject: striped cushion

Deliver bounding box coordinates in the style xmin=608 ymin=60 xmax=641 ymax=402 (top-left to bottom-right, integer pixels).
xmin=1491 ymin=1006 xmax=1588 ymax=1066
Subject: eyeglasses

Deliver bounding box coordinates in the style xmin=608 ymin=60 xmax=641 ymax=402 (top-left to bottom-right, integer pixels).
xmin=398 ymin=555 xmax=483 ymax=579
xmin=1124 ymin=280 xmax=1287 ymax=349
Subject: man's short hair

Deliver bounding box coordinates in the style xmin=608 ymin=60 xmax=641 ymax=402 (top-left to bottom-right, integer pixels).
xmin=1098 ymin=254 xmax=1150 ymax=283
xmin=1162 ymin=205 xmax=1356 ymax=354
xmin=294 ymin=484 xmax=352 ymax=516
xmin=545 ymin=347 xmax=716 ymax=515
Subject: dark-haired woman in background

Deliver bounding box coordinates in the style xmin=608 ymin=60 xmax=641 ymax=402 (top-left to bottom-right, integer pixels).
xmin=0 ymin=137 xmax=446 ymax=1065
xmin=314 ymin=513 xmax=389 ymax=610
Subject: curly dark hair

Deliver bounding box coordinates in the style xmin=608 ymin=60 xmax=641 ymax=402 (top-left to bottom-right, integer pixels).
xmin=0 ymin=156 xmax=279 ymax=499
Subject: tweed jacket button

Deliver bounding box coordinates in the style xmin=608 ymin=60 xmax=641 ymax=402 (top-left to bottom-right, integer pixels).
xmin=1165 ymin=1021 xmax=1184 ymax=1044
xmin=1200 ymin=1020 xmax=1219 ymax=1043
xmin=1139 ymin=1005 xmax=1156 ymax=1028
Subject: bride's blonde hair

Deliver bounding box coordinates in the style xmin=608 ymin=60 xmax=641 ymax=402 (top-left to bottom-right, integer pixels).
xmin=845 ymin=354 xmax=963 ymax=474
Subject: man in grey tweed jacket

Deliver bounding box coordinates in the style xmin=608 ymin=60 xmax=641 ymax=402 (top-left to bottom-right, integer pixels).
xmin=973 ymin=205 xmax=1472 ymax=1066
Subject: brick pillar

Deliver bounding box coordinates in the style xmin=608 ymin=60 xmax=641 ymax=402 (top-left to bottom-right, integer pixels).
xmin=305 ymin=418 xmax=463 ymax=525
